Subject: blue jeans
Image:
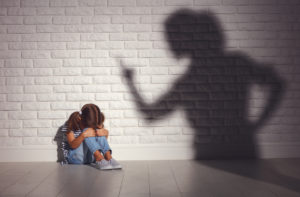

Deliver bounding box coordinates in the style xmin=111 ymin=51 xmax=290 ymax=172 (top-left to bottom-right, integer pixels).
xmin=67 ymin=129 xmax=112 ymax=164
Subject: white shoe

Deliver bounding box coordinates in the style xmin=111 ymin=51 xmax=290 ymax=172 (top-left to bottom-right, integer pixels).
xmin=109 ymin=158 xmax=122 ymax=169
xmin=91 ymin=159 xmax=112 ymax=170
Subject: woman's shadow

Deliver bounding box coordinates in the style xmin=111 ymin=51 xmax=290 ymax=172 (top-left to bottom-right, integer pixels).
xmin=121 ymin=9 xmax=300 ymax=193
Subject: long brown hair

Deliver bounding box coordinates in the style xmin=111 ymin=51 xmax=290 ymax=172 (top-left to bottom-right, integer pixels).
xmin=80 ymin=103 xmax=105 ymax=130
xmin=66 ymin=111 xmax=81 ymax=133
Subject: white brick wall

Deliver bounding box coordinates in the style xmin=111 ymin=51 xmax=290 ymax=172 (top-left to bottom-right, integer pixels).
xmin=0 ymin=0 xmax=300 ymax=161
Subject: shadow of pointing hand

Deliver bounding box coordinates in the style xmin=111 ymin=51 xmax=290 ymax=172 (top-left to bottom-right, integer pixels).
xmin=119 ymin=59 xmax=135 ymax=81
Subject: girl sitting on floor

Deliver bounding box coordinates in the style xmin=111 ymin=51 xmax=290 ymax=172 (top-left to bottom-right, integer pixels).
xmin=62 ymin=103 xmax=122 ymax=170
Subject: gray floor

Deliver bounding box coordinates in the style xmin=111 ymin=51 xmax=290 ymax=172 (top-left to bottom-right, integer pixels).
xmin=0 ymin=159 xmax=300 ymax=197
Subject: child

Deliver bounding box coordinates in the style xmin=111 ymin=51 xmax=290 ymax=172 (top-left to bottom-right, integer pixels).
xmin=63 ymin=103 xmax=122 ymax=170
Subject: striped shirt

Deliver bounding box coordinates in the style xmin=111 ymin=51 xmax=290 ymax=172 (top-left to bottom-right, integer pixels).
xmin=60 ymin=124 xmax=82 ymax=165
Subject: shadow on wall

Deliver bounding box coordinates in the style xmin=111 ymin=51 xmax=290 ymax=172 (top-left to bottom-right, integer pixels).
xmin=54 ymin=124 xmax=66 ymax=163
xmin=121 ymin=8 xmax=300 ymax=193
xmin=123 ymin=8 xmax=285 ymax=160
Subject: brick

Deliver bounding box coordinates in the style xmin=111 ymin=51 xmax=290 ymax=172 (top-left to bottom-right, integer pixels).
xmin=22 ymin=33 xmax=50 ymax=41
xmin=0 ymin=51 xmax=21 ymax=59
xmin=111 ymin=119 xmax=138 ymax=127
xmin=0 ymin=0 xmax=20 ymax=7
xmin=35 ymin=77 xmax=63 ymax=85
xmin=136 ymin=0 xmax=163 ymax=6
xmin=64 ymin=76 xmax=92 ymax=85
xmin=95 ymin=41 xmax=124 ymax=49
xmin=94 ymin=24 xmax=123 ymax=33
xmin=66 ymin=93 xmax=95 ymax=101
xmin=0 ymin=68 xmax=24 ymax=77
xmin=82 ymin=16 xmax=110 ymax=24
xmin=37 ymin=25 xmax=64 ymax=33
xmin=112 ymin=16 xmax=139 ymax=24
xmin=9 ymin=42 xmax=36 ymax=50
xmin=95 ymin=7 xmax=122 ymax=15
xmin=37 ymin=8 xmax=64 ymax=15
xmin=139 ymin=135 xmax=167 ymax=143
xmin=0 ymin=34 xmax=21 ymax=42
xmin=7 ymin=94 xmax=35 ymax=102
xmin=78 ymin=0 xmax=107 ymax=6
xmin=50 ymin=0 xmax=78 ymax=7
xmin=52 ymin=50 xmax=80 ymax=59
xmin=38 ymin=111 xmax=66 ymax=119
xmin=82 ymin=67 xmax=111 ymax=75
xmin=94 ymin=76 xmax=121 ymax=84
xmin=140 ymin=67 xmax=168 ymax=75
xmin=138 ymin=50 xmax=169 ymax=58
xmin=106 ymin=127 xmax=123 ymax=136
xmin=124 ymin=24 xmax=152 ymax=32
xmin=8 ymin=8 xmax=35 ymax=15
xmin=82 ymin=85 xmax=110 ymax=93
xmin=34 ymin=59 xmax=62 ymax=68
xmin=53 ymin=85 xmax=81 ymax=93
xmin=125 ymin=41 xmax=152 ymax=49
xmin=65 ymin=25 xmax=94 ymax=33
xmin=51 ymin=33 xmax=80 ymax=42
xmin=7 ymin=25 xmax=36 ymax=33
xmin=53 ymin=68 xmax=81 ymax=76
xmin=81 ymin=33 xmax=109 ymax=41
xmin=0 ymin=8 xmax=6 ymax=16
xmin=81 ymin=50 xmax=108 ymax=58
xmin=165 ymin=0 xmax=193 ymax=5
xmin=109 ymin=33 xmax=137 ymax=41
xmin=167 ymin=135 xmax=193 ymax=143
xmin=110 ymin=50 xmax=137 ymax=58
xmin=22 ymin=51 xmax=50 ymax=59
xmin=22 ymin=102 xmax=50 ymax=110
xmin=123 ymin=7 xmax=151 ymax=15
xmin=51 ymin=102 xmax=79 ymax=110
xmin=110 ymin=101 xmax=135 ymax=109
xmin=109 ymin=136 xmax=139 ymax=144
xmin=108 ymin=0 xmax=136 ymax=6
xmin=25 ymin=68 xmax=52 ymax=76
xmin=0 ymin=120 xmax=22 ymax=129
xmin=24 ymin=16 xmax=52 ymax=24
xmin=154 ymin=127 xmax=181 ymax=135
xmin=0 ymin=16 xmax=22 ymax=24
xmin=124 ymin=127 xmax=153 ymax=135
xmin=24 ymin=85 xmax=52 ymax=93
xmin=66 ymin=7 xmax=94 ymax=16
xmin=194 ymin=0 xmax=222 ymax=5
xmin=37 ymin=42 xmax=66 ymax=50
xmin=21 ymin=0 xmax=49 ymax=7
xmin=23 ymin=137 xmax=52 ymax=145
xmin=63 ymin=59 xmax=91 ymax=67
xmin=9 ymin=128 xmax=37 ymax=137
xmin=8 ymin=111 xmax=37 ymax=120
xmin=95 ymin=93 xmax=122 ymax=101
xmin=0 ymin=86 xmax=23 ymax=94
xmin=37 ymin=128 xmax=57 ymax=136
xmin=0 ymin=130 xmax=8 ymax=137
xmin=53 ymin=16 xmax=81 ymax=25
xmin=37 ymin=93 xmax=65 ymax=101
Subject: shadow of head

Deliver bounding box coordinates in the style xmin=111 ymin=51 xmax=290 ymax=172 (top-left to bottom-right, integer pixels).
xmin=164 ymin=9 xmax=225 ymax=59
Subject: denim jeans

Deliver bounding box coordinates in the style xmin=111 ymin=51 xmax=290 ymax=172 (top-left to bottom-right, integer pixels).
xmin=67 ymin=128 xmax=112 ymax=164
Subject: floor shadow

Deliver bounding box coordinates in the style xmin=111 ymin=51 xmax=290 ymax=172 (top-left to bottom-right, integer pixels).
xmin=121 ymin=8 xmax=300 ymax=193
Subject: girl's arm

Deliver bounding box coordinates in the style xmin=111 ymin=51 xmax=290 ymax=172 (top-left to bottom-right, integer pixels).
xmin=66 ymin=128 xmax=96 ymax=149
xmin=96 ymin=124 xmax=109 ymax=139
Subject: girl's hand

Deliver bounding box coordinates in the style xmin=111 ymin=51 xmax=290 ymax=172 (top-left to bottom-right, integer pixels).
xmin=96 ymin=128 xmax=109 ymax=137
xmin=82 ymin=128 xmax=96 ymax=138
